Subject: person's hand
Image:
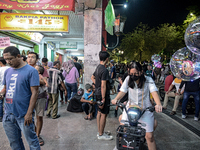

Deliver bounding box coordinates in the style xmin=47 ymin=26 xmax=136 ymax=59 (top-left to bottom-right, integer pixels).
xmin=175 ymin=93 xmax=180 ymax=96
xmin=178 ymin=89 xmax=181 ymax=94
xmin=155 ymin=104 xmax=162 ymax=113
xmin=64 ymin=90 xmax=67 ymax=97
xmin=89 ymin=101 xmax=94 ymax=105
xmin=0 ymin=93 xmax=4 ymax=99
xmin=77 ymin=83 xmax=79 ymax=88
xmin=166 ymin=91 xmax=169 ymax=94
xmin=98 ymin=101 xmax=104 ymax=109
xmin=111 ymin=99 xmax=117 ymax=105
xmin=24 ymin=113 xmax=33 ymax=126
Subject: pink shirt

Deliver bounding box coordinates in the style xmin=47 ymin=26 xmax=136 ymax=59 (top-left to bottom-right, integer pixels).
xmin=42 ymin=68 xmax=49 ymax=78
xmin=62 ymin=67 xmax=79 ymax=84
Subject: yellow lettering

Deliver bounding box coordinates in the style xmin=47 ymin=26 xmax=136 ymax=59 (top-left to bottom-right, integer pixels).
xmin=42 ymin=4 xmax=49 ymax=9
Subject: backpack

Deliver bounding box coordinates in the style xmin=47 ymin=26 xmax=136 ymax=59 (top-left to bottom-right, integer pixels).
xmin=67 ymin=88 xmax=84 ymax=112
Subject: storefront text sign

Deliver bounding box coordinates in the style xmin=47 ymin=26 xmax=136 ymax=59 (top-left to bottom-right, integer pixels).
xmin=0 ymin=37 xmax=10 ymax=48
xmin=0 ymin=13 xmax=69 ymax=32
xmin=0 ymin=0 xmax=75 ymax=11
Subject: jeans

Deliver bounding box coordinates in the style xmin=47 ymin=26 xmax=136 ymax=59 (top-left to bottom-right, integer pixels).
xmin=65 ymin=83 xmax=77 ymax=100
xmin=0 ymin=98 xmax=3 ymax=117
xmin=182 ymin=91 xmax=200 ymax=117
xmin=3 ymin=114 xmax=40 ymax=150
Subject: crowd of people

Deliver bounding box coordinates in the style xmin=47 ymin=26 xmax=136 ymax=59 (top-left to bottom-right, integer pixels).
xmin=0 ymin=46 xmax=199 ymax=150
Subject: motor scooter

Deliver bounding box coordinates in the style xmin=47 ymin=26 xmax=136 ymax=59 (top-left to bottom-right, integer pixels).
xmin=112 ymin=102 xmax=155 ymax=150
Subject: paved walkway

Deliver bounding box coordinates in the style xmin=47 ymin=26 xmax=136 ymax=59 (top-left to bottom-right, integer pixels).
xmin=0 ymin=82 xmax=200 ymax=150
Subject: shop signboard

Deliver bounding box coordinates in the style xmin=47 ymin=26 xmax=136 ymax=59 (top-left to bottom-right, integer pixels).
xmin=0 ymin=13 xmax=69 ymax=32
xmin=11 ymin=32 xmax=44 ymax=43
xmin=0 ymin=37 xmax=10 ymax=48
xmin=47 ymin=42 xmax=56 ymax=50
xmin=60 ymin=42 xmax=77 ymax=49
xmin=0 ymin=0 xmax=75 ymax=11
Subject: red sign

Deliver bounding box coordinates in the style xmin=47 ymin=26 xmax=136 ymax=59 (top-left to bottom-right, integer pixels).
xmin=0 ymin=37 xmax=10 ymax=48
xmin=0 ymin=0 xmax=75 ymax=11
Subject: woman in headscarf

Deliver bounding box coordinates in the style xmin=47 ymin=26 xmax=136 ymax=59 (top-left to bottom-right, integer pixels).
xmin=48 ymin=61 xmax=53 ymax=68
xmin=62 ymin=60 xmax=79 ymax=101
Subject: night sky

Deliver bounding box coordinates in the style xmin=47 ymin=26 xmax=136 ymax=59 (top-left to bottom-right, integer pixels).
xmin=107 ymin=0 xmax=200 ymax=45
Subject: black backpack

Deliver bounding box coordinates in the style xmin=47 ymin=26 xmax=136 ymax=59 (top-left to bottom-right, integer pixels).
xmin=67 ymin=88 xmax=84 ymax=112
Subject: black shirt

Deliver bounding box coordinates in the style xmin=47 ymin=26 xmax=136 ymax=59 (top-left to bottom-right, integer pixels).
xmin=93 ymin=64 xmax=110 ymax=95
xmin=74 ymin=62 xmax=82 ymax=76
xmin=179 ymin=78 xmax=200 ymax=92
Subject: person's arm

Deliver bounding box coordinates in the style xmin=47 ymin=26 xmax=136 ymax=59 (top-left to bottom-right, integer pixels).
xmin=179 ymin=81 xmax=185 ymax=90
xmin=166 ymin=84 xmax=174 ymax=94
xmin=0 ymin=85 xmax=6 ymax=99
xmin=111 ymin=72 xmax=114 ymax=79
xmin=80 ymin=69 xmax=83 ymax=76
xmin=80 ymin=97 xmax=93 ymax=104
xmin=111 ymin=91 xmax=126 ymax=104
xmin=24 ymin=86 xmax=38 ymax=126
xmin=91 ymin=75 xmax=95 ymax=84
xmin=60 ymin=81 xmax=67 ymax=97
xmin=151 ymin=91 xmax=162 ymax=113
xmin=99 ymin=80 xmax=107 ymax=109
xmin=75 ymin=68 xmax=79 ymax=87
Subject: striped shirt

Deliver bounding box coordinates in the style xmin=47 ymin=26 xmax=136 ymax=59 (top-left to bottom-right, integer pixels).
xmin=47 ymin=67 xmax=63 ymax=94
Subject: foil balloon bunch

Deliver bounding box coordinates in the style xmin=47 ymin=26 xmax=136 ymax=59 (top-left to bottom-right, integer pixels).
xmin=170 ymin=17 xmax=200 ymax=81
xmin=151 ymin=54 xmax=162 ymax=68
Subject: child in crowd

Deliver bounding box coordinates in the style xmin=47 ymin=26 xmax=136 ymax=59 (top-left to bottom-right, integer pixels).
xmin=35 ymin=65 xmax=48 ymax=87
xmin=83 ymin=83 xmax=95 ymax=120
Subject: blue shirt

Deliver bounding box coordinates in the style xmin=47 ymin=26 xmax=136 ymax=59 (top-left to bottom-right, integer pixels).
xmin=110 ymin=66 xmax=116 ymax=79
xmin=3 ymin=65 xmax=40 ymax=118
xmin=83 ymin=91 xmax=96 ymax=102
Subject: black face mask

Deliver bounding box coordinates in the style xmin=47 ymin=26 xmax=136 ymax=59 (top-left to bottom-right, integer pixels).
xmin=130 ymin=75 xmax=141 ymax=81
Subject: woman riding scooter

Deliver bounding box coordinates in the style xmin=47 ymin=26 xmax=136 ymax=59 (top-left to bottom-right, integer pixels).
xmin=112 ymin=62 xmax=162 ymax=150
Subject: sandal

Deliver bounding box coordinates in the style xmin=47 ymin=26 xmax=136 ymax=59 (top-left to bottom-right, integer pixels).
xmin=38 ymin=136 xmax=44 ymax=146
xmin=84 ymin=116 xmax=88 ymax=120
xmin=170 ymin=111 xmax=176 ymax=115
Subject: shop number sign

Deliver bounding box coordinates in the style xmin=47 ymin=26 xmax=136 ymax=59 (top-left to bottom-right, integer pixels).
xmin=0 ymin=37 xmax=10 ymax=48
xmin=0 ymin=13 xmax=69 ymax=32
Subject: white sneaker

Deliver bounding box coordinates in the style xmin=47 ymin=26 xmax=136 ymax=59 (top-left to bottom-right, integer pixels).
xmin=182 ymin=114 xmax=187 ymax=119
xmin=194 ymin=117 xmax=199 ymax=121
xmin=97 ymin=131 xmax=111 ymax=137
xmin=98 ymin=133 xmax=113 ymax=140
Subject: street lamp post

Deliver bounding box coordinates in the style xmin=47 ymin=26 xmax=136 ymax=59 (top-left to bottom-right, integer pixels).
xmin=117 ymin=50 xmax=124 ymax=64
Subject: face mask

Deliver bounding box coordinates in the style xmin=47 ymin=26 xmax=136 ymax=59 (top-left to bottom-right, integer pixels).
xmin=130 ymin=75 xmax=140 ymax=81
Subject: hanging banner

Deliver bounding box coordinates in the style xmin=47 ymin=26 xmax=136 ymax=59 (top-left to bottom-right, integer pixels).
xmin=0 ymin=13 xmax=69 ymax=32
xmin=0 ymin=37 xmax=10 ymax=48
xmin=0 ymin=0 xmax=75 ymax=11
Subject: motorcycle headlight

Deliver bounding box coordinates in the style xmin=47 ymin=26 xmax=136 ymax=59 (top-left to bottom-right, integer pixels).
xmin=127 ymin=105 xmax=142 ymax=126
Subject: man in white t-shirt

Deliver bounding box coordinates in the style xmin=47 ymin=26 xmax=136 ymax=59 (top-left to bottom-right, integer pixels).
xmin=0 ymin=57 xmax=9 ymax=122
xmin=163 ymin=77 xmax=185 ymax=115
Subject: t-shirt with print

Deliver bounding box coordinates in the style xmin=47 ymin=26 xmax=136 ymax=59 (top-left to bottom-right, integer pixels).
xmin=3 ymin=65 xmax=40 ymax=118
xmin=0 ymin=66 xmax=10 ymax=92
xmin=93 ymin=64 xmax=110 ymax=96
